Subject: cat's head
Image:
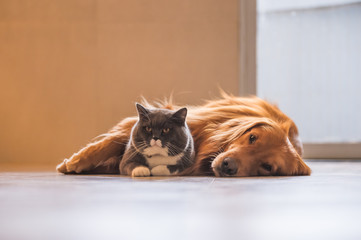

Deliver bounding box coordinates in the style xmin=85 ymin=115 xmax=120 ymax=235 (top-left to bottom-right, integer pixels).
xmin=133 ymin=103 xmax=189 ymax=156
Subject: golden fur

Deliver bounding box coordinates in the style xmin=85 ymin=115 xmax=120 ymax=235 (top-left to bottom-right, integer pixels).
xmin=57 ymin=93 xmax=311 ymax=176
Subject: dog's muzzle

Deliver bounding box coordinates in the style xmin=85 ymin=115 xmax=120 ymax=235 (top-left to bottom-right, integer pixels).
xmin=220 ymin=157 xmax=238 ymax=176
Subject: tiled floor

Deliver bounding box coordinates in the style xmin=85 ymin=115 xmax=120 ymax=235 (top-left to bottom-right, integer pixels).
xmin=1 ymin=160 xmax=361 ymax=240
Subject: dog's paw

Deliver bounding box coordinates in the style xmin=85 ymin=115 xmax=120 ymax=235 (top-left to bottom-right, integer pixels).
xmin=151 ymin=165 xmax=171 ymax=176
xmin=65 ymin=157 xmax=83 ymax=173
xmin=131 ymin=166 xmax=151 ymax=177
xmin=56 ymin=159 xmax=68 ymax=173
xmin=56 ymin=156 xmax=86 ymax=174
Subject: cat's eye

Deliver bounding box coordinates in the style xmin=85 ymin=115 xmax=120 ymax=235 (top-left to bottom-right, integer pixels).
xmin=249 ymin=134 xmax=257 ymax=144
xmin=145 ymin=126 xmax=152 ymax=132
xmin=162 ymin=128 xmax=170 ymax=134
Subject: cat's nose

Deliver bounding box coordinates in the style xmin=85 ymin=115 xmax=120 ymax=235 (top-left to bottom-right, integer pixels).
xmin=153 ymin=137 xmax=160 ymax=140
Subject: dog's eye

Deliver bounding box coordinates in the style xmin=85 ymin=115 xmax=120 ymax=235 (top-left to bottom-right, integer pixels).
xmin=145 ymin=126 xmax=152 ymax=132
xmin=261 ymin=163 xmax=272 ymax=172
xmin=249 ymin=134 xmax=257 ymax=144
xmin=162 ymin=128 xmax=170 ymax=134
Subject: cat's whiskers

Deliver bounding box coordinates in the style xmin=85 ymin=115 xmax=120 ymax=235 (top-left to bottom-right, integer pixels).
xmin=166 ymin=143 xmax=194 ymax=165
xmin=165 ymin=143 xmax=181 ymax=155
xmin=166 ymin=143 xmax=193 ymax=166
xmin=123 ymin=148 xmax=141 ymax=161
xmin=166 ymin=142 xmax=184 ymax=151
xmin=123 ymin=141 xmax=150 ymax=161
xmin=168 ymin=144 xmax=192 ymax=162
xmin=168 ymin=148 xmax=179 ymax=157
xmin=131 ymin=141 xmax=148 ymax=153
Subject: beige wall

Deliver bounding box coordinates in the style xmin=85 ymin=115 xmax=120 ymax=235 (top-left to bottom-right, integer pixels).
xmin=0 ymin=0 xmax=239 ymax=166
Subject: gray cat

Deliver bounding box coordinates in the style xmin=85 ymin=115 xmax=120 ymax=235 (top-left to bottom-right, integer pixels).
xmin=119 ymin=103 xmax=195 ymax=177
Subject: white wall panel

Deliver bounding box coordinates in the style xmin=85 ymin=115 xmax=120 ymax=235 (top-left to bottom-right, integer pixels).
xmin=257 ymin=3 xmax=361 ymax=143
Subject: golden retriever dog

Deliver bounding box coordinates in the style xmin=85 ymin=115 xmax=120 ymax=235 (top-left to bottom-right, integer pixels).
xmin=57 ymin=93 xmax=311 ymax=177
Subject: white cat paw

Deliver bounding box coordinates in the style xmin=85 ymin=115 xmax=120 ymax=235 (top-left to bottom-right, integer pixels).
xmin=151 ymin=165 xmax=171 ymax=176
xmin=131 ymin=166 xmax=151 ymax=177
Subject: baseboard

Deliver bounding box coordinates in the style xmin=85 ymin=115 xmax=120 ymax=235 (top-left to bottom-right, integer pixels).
xmin=303 ymin=143 xmax=361 ymax=159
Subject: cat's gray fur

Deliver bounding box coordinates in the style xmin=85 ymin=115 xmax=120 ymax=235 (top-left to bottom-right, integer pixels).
xmin=119 ymin=103 xmax=194 ymax=177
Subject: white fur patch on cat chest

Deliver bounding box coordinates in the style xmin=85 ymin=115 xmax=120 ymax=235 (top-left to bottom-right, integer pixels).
xmin=151 ymin=165 xmax=171 ymax=176
xmin=146 ymin=153 xmax=184 ymax=169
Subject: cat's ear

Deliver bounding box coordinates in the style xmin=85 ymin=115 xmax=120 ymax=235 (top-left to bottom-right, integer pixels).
xmin=135 ymin=103 xmax=150 ymax=121
xmin=172 ymin=107 xmax=187 ymax=125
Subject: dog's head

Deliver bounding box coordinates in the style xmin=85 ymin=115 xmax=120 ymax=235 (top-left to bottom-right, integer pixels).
xmin=209 ymin=118 xmax=311 ymax=177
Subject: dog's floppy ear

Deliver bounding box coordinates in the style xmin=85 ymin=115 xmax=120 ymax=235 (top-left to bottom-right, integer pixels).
xmin=296 ymin=159 xmax=312 ymax=175
xmin=281 ymin=120 xmax=299 ymax=138
xmin=281 ymin=120 xmax=303 ymax=156
xmin=282 ymin=139 xmax=311 ymax=176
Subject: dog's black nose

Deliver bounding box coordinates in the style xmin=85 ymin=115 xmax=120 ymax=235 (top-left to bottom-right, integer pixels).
xmin=221 ymin=157 xmax=238 ymax=175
